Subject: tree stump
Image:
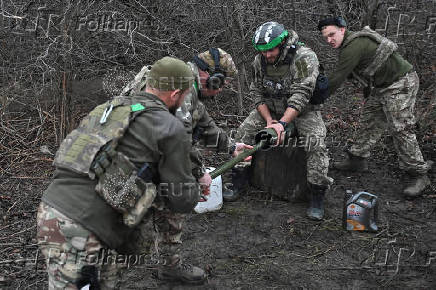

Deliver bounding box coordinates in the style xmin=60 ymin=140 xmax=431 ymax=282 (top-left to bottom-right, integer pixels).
xmin=250 ymin=145 xmax=308 ymax=201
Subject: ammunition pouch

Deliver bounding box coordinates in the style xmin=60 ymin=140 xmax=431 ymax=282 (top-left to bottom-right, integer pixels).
xmin=90 ymin=141 xmax=118 ymax=176
xmin=263 ymin=79 xmax=286 ymax=98
xmin=94 ymin=149 xmax=156 ymax=228
xmin=262 ymin=80 xmax=289 ymax=115
xmin=310 ymin=70 xmax=329 ymax=105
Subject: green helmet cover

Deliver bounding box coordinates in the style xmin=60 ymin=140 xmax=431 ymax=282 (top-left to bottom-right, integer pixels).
xmin=252 ymin=22 xmax=289 ymax=51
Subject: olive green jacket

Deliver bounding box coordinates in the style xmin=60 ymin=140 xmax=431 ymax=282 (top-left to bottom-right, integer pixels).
xmin=328 ymin=30 xmax=413 ymax=94
xmin=42 ymin=92 xmax=199 ymax=250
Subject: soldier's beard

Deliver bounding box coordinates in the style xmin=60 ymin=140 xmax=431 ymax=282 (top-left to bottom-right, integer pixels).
xmin=169 ymin=94 xmax=184 ymax=114
xmin=266 ymin=56 xmax=277 ymax=63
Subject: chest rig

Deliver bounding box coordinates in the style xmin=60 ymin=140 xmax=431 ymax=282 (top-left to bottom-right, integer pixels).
xmin=257 ymin=43 xmax=302 ymax=116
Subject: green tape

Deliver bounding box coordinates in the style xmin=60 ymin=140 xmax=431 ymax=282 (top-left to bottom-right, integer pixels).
xmin=131 ymin=103 xmax=145 ymax=112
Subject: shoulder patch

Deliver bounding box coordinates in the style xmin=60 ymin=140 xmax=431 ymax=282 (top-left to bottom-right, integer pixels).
xmin=295 ymin=59 xmax=309 ymax=78
xmin=131 ymin=103 xmax=145 ymax=112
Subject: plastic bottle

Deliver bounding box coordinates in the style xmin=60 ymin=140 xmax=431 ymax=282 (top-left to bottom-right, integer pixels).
xmin=343 ymin=190 xmax=378 ymax=232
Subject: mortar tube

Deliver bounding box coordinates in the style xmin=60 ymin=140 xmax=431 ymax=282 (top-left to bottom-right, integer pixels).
xmin=209 ymin=140 xmax=266 ymax=179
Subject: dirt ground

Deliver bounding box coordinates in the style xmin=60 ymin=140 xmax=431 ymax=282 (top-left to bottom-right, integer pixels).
xmin=0 ymin=86 xmax=435 ymax=289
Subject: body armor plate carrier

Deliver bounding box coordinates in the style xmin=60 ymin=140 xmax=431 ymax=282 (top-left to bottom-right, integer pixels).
xmin=54 ymin=95 xmax=166 ymax=227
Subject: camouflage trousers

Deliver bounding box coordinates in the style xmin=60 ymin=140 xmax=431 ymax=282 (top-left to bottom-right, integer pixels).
xmin=235 ymin=107 xmax=333 ymax=187
xmin=37 ymin=201 xmax=185 ymax=289
xmin=350 ymin=71 xmax=430 ymax=174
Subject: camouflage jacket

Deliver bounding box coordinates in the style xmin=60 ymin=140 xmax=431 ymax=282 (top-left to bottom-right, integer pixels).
xmin=176 ymin=62 xmax=230 ymax=178
xmin=42 ymin=92 xmax=199 ymax=250
xmin=251 ymin=29 xmax=319 ymax=114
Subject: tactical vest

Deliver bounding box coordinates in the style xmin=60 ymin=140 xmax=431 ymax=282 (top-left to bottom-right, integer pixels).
xmin=254 ymin=42 xmax=305 ymax=115
xmin=342 ymin=26 xmax=398 ymax=86
xmin=54 ymin=95 xmax=167 ymax=227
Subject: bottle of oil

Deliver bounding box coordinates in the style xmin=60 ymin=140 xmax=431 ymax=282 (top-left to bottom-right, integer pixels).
xmin=343 ymin=190 xmax=378 ymax=232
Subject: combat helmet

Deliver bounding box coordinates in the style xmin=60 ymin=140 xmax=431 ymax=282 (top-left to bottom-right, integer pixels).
xmin=252 ymin=21 xmax=289 ymax=51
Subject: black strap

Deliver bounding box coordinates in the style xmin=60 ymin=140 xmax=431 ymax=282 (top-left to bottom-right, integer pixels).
xmin=209 ymin=47 xmax=221 ymax=73
xmin=282 ymin=44 xmax=299 ymax=65
xmin=192 ymin=55 xmax=210 ymax=72
xmin=260 ymin=55 xmax=267 ymax=75
xmin=319 ymin=63 xmax=325 ymax=74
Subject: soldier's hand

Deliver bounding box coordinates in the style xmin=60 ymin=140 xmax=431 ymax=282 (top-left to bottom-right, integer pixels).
xmin=198 ymin=172 xmax=212 ymax=202
xmin=265 ymin=122 xmax=285 ymax=145
xmin=198 ymin=172 xmax=212 ymax=188
xmin=266 ymin=119 xmax=278 ymax=127
xmin=233 ymin=143 xmax=254 ymax=161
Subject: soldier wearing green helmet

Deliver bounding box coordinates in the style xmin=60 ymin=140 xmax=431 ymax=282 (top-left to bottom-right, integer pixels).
xmin=228 ymin=21 xmax=334 ymax=221
xmin=252 ymin=21 xmax=289 ymax=52
xmin=37 ymin=57 xmax=209 ymax=288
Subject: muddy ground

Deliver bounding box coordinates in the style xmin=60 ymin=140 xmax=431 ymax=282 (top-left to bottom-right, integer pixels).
xmin=0 ymin=85 xmax=435 ymax=289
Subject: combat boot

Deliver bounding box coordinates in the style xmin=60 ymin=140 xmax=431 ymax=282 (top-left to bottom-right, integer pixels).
xmin=307 ymin=183 xmax=328 ymax=221
xmin=333 ymin=151 xmax=368 ymax=172
xmin=403 ymin=174 xmax=431 ymax=199
xmin=157 ymin=256 xmax=206 ymax=285
xmin=222 ymin=166 xmax=249 ymax=202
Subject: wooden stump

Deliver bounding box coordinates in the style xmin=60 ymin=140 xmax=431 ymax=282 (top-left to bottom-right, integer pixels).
xmin=250 ymin=145 xmax=308 ymax=201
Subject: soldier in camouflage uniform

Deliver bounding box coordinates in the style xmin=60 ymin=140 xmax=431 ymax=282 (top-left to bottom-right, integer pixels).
xmin=122 ymin=48 xmax=252 ymax=196
xmin=37 ymin=57 xmax=207 ymax=289
xmin=318 ymin=17 xmax=433 ymax=198
xmin=228 ymin=21 xmax=334 ymax=220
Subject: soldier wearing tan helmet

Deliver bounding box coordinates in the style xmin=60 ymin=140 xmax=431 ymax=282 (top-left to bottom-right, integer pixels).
xmin=123 ymin=49 xmax=252 ymax=200
xmin=183 ymin=48 xmax=251 ymax=190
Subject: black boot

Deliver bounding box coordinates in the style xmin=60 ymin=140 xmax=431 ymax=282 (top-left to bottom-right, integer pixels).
xmin=222 ymin=166 xmax=249 ymax=202
xmin=333 ymin=151 xmax=368 ymax=172
xmin=307 ymin=183 xmax=328 ymax=221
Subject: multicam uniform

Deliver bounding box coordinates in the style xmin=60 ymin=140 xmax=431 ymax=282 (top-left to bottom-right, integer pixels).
xmin=328 ymin=27 xmax=430 ymax=175
xmin=176 ymin=61 xmax=233 ymax=178
xmin=37 ymin=92 xmax=199 ymax=289
xmin=235 ymin=30 xmax=333 ymax=187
